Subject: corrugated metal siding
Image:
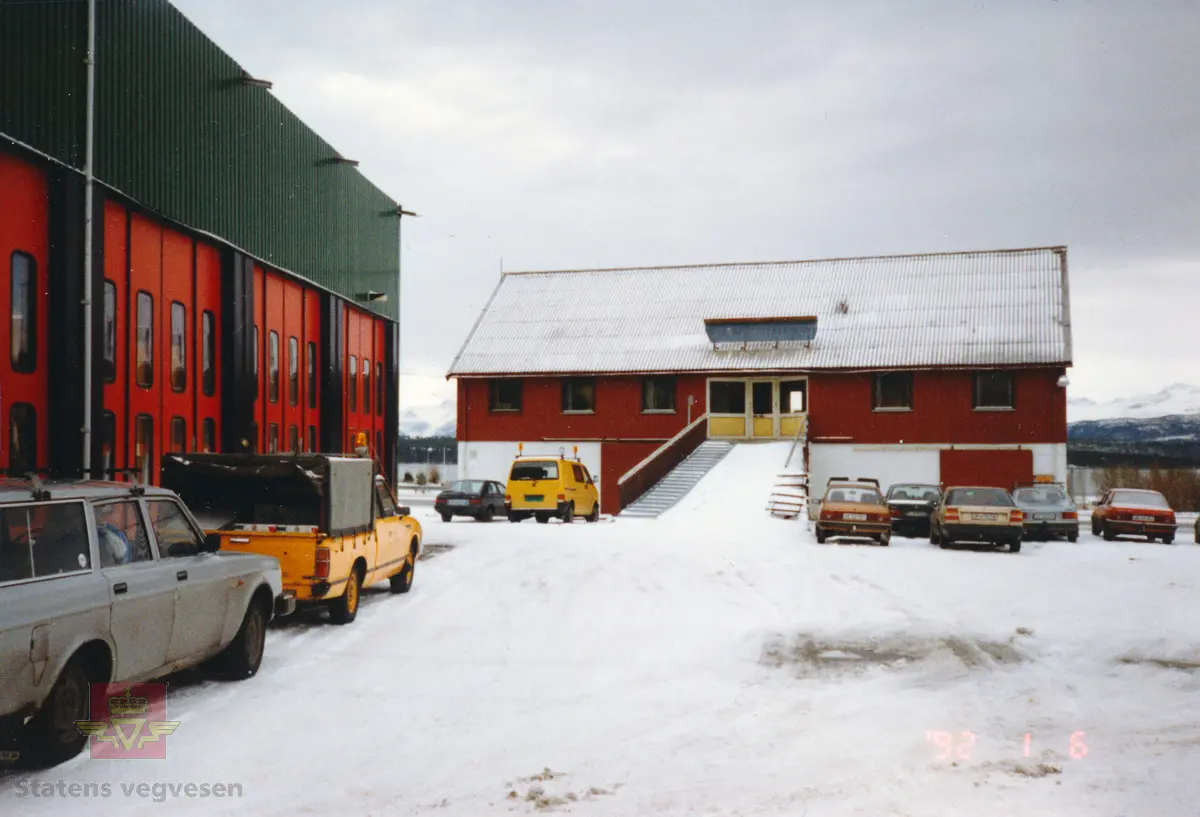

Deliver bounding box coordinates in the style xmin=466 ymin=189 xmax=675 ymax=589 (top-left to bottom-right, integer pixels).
xmin=0 ymin=0 xmax=398 ymax=320
xmin=449 ymin=247 xmax=1071 ymax=375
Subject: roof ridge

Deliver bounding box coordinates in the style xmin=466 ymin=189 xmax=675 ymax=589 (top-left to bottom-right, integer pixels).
xmin=504 ymin=245 xmax=1067 ymax=276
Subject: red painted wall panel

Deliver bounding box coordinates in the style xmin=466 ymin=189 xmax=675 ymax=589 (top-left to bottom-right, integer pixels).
xmin=160 ymin=228 xmax=194 ymax=457
xmin=128 ymin=214 xmax=162 ymax=480
xmin=262 ymin=272 xmax=285 ymax=452
xmin=194 ymin=242 xmax=221 ymax=452
xmin=0 ymin=152 xmax=50 ymax=472
xmin=303 ymin=288 xmax=321 ymax=451
xmin=251 ymin=264 xmax=265 ymax=450
xmin=808 ymin=369 xmax=1066 ymax=445
xmin=940 ymin=448 xmax=1034 ymax=490
xmin=599 ymin=441 xmax=660 ymax=515
xmin=282 ymin=277 xmax=304 ymax=451
xmin=101 ymin=201 xmax=128 ymax=472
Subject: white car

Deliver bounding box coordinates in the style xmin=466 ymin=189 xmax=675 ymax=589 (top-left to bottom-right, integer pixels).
xmin=0 ymin=479 xmax=294 ymax=766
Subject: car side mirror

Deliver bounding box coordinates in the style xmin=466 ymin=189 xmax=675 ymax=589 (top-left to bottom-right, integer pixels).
xmin=203 ymin=532 xmax=221 ymax=553
xmin=396 ymin=506 xmax=411 ymax=517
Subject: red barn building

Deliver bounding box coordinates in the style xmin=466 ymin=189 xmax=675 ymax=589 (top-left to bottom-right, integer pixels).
xmin=448 ymin=247 xmax=1073 ymax=514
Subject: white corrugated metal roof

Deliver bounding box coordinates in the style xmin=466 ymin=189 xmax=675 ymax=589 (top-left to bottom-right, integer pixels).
xmin=448 ymin=246 xmax=1072 ymax=376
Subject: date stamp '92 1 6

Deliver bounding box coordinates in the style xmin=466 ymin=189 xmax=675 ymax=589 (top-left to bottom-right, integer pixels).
xmin=924 ymin=730 xmax=1088 ymax=762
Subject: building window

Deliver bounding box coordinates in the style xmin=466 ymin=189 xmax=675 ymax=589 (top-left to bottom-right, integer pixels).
xmin=170 ymin=417 xmax=186 ymax=453
xmin=201 ymin=310 xmax=215 ymax=396
xmin=8 ymin=403 xmax=36 ymax=475
xmin=489 ymin=379 xmax=522 ymax=412
xmin=781 ymin=380 xmax=807 ymax=414
xmin=102 ymin=280 xmax=117 ymax=382
xmin=307 ymin=425 xmax=317 ymax=453
xmin=134 ymin=415 xmax=153 ymax=478
xmin=288 ymin=424 xmax=299 ymax=453
xmin=307 ymin=342 xmax=317 ymax=409
xmin=348 ymin=356 xmax=358 ymax=413
xmin=376 ymin=431 xmax=382 ymax=460
xmin=376 ymin=362 xmax=384 ymax=414
xmin=201 ymin=418 xmax=216 ymax=453
xmin=267 ymin=423 xmax=279 ymax=453
xmin=268 ymin=331 xmax=280 ymax=403
xmin=974 ymin=371 xmax=1015 ymax=409
xmin=873 ymin=372 xmax=913 ymax=411
xmin=248 ymin=422 xmax=258 ymax=453
xmin=561 ymin=378 xmax=596 ymax=413
xmin=99 ymin=410 xmax=116 ymax=479
xmin=288 ymin=336 xmax=299 ymax=406
xmin=10 ymin=252 xmax=36 ymax=374
xmin=363 ymin=358 xmax=371 ymax=414
xmin=135 ymin=291 xmax=153 ymax=387
xmin=252 ymin=325 xmax=259 ymax=397
xmin=709 ymin=381 xmax=746 ymax=414
xmin=170 ymin=302 xmax=186 ymax=392
xmin=642 ymin=377 xmax=676 ymax=413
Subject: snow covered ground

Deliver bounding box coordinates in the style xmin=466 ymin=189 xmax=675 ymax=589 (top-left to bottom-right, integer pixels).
xmin=4 ymin=442 xmax=1200 ymax=816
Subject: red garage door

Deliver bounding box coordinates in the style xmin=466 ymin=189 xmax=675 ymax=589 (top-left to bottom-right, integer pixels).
xmin=939 ymin=449 xmax=1033 ymax=491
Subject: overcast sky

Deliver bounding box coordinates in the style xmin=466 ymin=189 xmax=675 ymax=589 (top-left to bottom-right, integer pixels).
xmin=173 ymin=0 xmax=1200 ymax=409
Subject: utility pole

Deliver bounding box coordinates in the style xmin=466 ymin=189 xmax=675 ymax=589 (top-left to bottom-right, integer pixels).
xmin=80 ymin=0 xmax=97 ymax=476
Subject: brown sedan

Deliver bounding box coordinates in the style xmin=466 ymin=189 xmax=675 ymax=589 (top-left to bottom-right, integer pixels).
xmin=815 ymin=479 xmax=891 ymax=546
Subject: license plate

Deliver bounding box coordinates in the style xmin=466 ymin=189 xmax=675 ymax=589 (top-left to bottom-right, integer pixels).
xmin=1034 ymin=512 xmax=1055 ymax=520
xmin=843 ymin=513 xmax=867 ymax=521
xmin=448 ymin=499 xmax=468 ymax=506
xmin=1133 ymin=515 xmax=1154 ymax=522
xmin=524 ymin=495 xmax=544 ymax=502
xmin=906 ymin=511 xmax=926 ymax=518
xmin=971 ymin=513 xmax=998 ymax=521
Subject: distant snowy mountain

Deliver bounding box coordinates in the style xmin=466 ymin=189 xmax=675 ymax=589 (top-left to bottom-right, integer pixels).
xmin=1068 ymin=383 xmax=1200 ymax=423
xmin=400 ymin=399 xmax=456 ymax=438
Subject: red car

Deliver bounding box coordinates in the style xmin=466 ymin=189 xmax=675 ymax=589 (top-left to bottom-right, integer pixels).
xmin=1091 ymin=489 xmax=1177 ymax=544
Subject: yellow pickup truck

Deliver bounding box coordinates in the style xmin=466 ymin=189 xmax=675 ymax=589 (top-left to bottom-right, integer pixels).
xmin=162 ymin=453 xmax=422 ymax=625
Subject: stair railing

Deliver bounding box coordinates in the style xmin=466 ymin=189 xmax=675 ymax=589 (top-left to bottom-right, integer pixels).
xmin=617 ymin=412 xmax=710 ymax=512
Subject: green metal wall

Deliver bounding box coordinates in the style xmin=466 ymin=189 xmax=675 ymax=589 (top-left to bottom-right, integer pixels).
xmin=0 ymin=0 xmax=399 ymax=320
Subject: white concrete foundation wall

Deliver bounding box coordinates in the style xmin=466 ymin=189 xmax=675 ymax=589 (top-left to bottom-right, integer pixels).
xmin=457 ymin=441 xmax=603 ymax=490
xmin=808 ymin=443 xmax=1067 ymax=495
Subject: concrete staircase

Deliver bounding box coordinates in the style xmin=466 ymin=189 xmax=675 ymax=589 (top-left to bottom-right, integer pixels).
xmin=619 ymin=441 xmax=734 ymax=518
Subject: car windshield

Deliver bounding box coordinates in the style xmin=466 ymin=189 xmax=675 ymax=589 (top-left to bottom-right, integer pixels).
xmin=510 ymin=461 xmax=559 ymax=481
xmin=449 ymin=480 xmax=486 ymax=494
xmin=946 ymin=488 xmax=1012 ymax=507
xmin=888 ymin=485 xmax=941 ymax=502
xmin=825 ymin=486 xmax=884 ymax=505
xmin=1111 ymin=490 xmax=1169 ymax=509
xmin=1014 ymin=487 xmax=1069 ymax=505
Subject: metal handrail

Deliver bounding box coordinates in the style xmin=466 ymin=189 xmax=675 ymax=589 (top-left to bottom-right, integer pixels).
xmin=618 ymin=413 xmax=709 ymax=486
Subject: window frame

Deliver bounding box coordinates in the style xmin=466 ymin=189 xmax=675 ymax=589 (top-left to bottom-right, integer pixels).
xmin=709 ymin=380 xmax=747 ymax=415
xmin=0 ymin=500 xmax=93 ymax=586
xmin=488 ymin=379 xmax=522 ymax=413
xmin=102 ymin=279 xmax=117 ymax=383
xmin=9 ymin=251 xmax=37 ymax=374
xmin=94 ymin=498 xmax=155 ymax=567
xmin=170 ymin=301 xmax=187 ymax=393
xmin=376 ymin=362 xmax=384 ymax=415
xmin=201 ymin=310 xmax=216 ymax=397
xmin=268 ymin=330 xmax=281 ymax=403
xmin=133 ymin=414 xmax=154 ymax=479
xmin=144 ymin=498 xmax=206 ymax=560
xmin=99 ymin=410 xmax=116 ymax=479
xmin=169 ymin=417 xmax=187 ymax=453
xmin=135 ymin=290 xmax=154 ymax=388
xmin=641 ymin=376 xmax=677 ymax=414
xmin=287 ymin=336 xmax=299 ymax=406
xmin=288 ymin=424 xmax=299 ymax=453
xmin=307 ymin=342 xmax=317 ymax=409
xmin=872 ymin=371 xmax=914 ymax=412
xmin=267 ymin=423 xmax=279 ymax=453
xmin=363 ymin=357 xmax=371 ymax=414
xmin=348 ymin=356 xmax=358 ymax=413
xmin=7 ymin=403 xmax=37 ymax=476
xmin=307 ymin=425 xmax=317 ymax=454
xmin=201 ymin=417 xmax=216 ymax=453
xmin=973 ymin=371 xmax=1016 ymax=411
xmin=561 ymin=377 xmax=597 ymax=414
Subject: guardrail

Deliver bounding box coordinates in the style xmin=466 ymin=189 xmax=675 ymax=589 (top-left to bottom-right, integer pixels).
xmin=617 ymin=413 xmax=710 ymax=511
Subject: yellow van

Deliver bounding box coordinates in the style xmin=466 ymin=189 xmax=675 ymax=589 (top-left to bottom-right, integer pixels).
xmin=505 ymin=452 xmax=600 ymax=524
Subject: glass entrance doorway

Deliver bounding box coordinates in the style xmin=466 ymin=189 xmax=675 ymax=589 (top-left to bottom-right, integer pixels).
xmin=707 ymin=377 xmax=807 ymax=440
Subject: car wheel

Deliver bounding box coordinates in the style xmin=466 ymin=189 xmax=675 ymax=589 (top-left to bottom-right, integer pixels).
xmin=562 ymin=503 xmax=575 ymax=524
xmin=25 ymin=657 xmax=91 ymax=766
xmin=1091 ymin=518 xmax=1100 ymax=536
xmin=1163 ymin=536 xmax=1174 ymax=545
xmin=329 ymin=566 xmax=362 ymax=625
xmin=509 ymin=513 xmax=524 ymax=523
xmin=479 ymin=505 xmax=494 ymax=522
xmin=939 ymin=529 xmax=953 ymax=549
xmin=219 ymin=598 xmax=268 ymax=679
xmin=1010 ymin=539 xmax=1022 ymax=553
xmin=586 ymin=502 xmax=600 ymax=523
xmin=535 ymin=513 xmax=550 ymax=524
xmin=390 ymin=543 xmax=417 ymax=594
xmin=879 ymin=533 xmax=891 ymax=547
xmin=930 ymin=525 xmax=941 ymax=546
xmin=815 ymin=527 xmax=826 ymax=544
xmin=1067 ymin=531 xmax=1078 ymax=543
xmin=440 ymin=512 xmax=452 ymax=523
xmin=1102 ymin=523 xmax=1116 ymax=542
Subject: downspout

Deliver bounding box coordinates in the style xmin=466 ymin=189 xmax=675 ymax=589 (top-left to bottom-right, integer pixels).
xmin=80 ymin=0 xmax=96 ymax=475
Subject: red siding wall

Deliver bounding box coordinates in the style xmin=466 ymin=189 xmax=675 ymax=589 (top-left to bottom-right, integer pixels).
xmin=0 ymin=152 xmax=49 ymax=472
xmin=101 ymin=201 xmax=128 ymax=473
xmin=194 ymin=243 xmax=222 ymax=452
xmin=808 ymin=369 xmax=1067 ymax=444
xmin=343 ymin=303 xmax=389 ymax=456
xmin=940 ymin=448 xmax=1034 ymax=489
xmin=303 ymin=288 xmax=321 ymax=452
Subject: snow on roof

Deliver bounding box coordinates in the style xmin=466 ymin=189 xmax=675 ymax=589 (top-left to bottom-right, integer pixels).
xmin=447 ymin=246 xmax=1071 ymax=376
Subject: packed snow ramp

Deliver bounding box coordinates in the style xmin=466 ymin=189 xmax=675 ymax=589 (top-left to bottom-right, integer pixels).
xmin=619 ymin=441 xmax=734 ymax=518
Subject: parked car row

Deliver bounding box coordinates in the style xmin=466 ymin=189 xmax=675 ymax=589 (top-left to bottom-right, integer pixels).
xmin=434 ymin=453 xmax=602 ymax=524
xmin=815 ymin=478 xmax=1196 ymax=548
xmin=1 ymin=445 xmax=423 ymax=768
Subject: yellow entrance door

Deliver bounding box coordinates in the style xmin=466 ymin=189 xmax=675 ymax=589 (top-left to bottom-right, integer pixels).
xmin=751 ymin=381 xmax=776 ymax=438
